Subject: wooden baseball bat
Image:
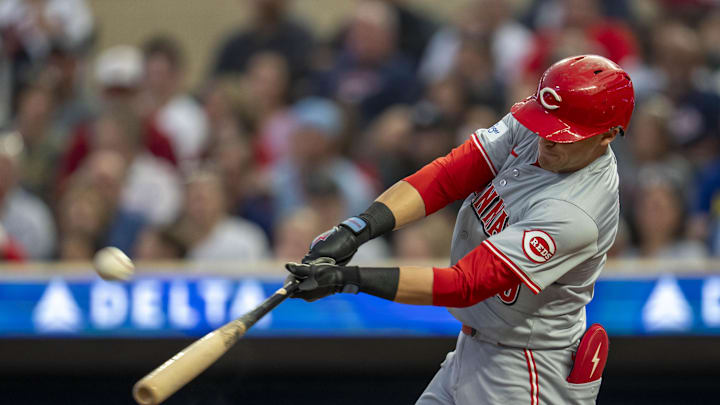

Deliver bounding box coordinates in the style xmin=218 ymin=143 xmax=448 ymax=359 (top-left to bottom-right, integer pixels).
xmin=132 ymin=279 xmax=300 ymax=405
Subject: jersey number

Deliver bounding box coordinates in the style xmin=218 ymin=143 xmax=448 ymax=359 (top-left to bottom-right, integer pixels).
xmin=497 ymin=285 xmax=520 ymax=305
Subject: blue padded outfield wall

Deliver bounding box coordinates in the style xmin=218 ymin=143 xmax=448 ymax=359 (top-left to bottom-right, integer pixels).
xmin=1 ymin=272 xmax=720 ymax=338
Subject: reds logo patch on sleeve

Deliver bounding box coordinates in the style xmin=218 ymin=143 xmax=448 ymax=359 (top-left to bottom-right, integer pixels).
xmin=522 ymin=230 xmax=556 ymax=263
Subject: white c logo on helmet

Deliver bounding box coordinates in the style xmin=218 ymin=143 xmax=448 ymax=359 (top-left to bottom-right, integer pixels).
xmin=539 ymin=87 xmax=562 ymax=110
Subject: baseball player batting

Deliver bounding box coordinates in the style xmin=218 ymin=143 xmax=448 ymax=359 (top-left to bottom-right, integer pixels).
xmin=285 ymin=54 xmax=634 ymax=404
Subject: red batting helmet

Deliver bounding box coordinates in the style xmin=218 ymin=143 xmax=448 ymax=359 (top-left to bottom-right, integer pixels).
xmin=511 ymin=55 xmax=635 ymax=143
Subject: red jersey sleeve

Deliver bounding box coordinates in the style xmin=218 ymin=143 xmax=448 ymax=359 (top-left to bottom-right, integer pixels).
xmin=404 ymin=136 xmax=495 ymax=216
xmin=432 ymin=243 xmax=521 ymax=308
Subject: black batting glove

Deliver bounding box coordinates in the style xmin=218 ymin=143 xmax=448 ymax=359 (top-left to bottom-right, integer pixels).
xmin=303 ymin=203 xmax=397 ymax=265
xmin=303 ymin=217 xmax=369 ymax=265
xmin=285 ymin=261 xmax=361 ymax=302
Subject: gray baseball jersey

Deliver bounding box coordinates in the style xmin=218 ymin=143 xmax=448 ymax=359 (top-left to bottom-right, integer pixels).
xmin=447 ymin=113 xmax=619 ymax=350
xmin=416 ymin=113 xmax=617 ymax=405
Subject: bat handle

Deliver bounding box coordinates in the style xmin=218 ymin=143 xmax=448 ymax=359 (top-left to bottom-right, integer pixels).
xmin=240 ymin=279 xmax=300 ymax=330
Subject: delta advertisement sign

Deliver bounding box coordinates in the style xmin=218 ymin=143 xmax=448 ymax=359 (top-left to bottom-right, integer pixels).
xmin=1 ymin=274 xmax=720 ymax=337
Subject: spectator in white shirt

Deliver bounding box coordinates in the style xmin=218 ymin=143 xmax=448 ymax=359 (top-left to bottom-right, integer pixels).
xmin=0 ymin=0 xmax=94 ymax=124
xmin=418 ymin=0 xmax=531 ymax=86
xmin=627 ymin=173 xmax=708 ymax=261
xmin=0 ymin=0 xmax=92 ymax=59
xmin=141 ymin=35 xmax=208 ymax=172
xmin=91 ymin=109 xmax=182 ymax=226
xmin=271 ymin=97 xmax=375 ymax=221
xmin=0 ymin=132 xmax=56 ymax=259
xmin=182 ymin=169 xmax=269 ymax=261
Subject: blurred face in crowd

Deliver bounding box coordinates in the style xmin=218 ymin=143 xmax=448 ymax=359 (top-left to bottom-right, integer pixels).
xmin=0 ymin=155 xmax=16 ymax=202
xmin=101 ymin=86 xmax=140 ymax=112
xmin=348 ymin=2 xmax=396 ymax=64
xmin=59 ymin=187 xmax=106 ymax=237
xmin=209 ymin=125 xmax=253 ymax=206
xmin=606 ymin=219 xmax=630 ymax=258
xmin=630 ymin=110 xmax=670 ymax=163
xmin=537 ymin=129 xmax=618 ymax=173
xmin=46 ymin=50 xmax=81 ymax=98
xmin=550 ymin=28 xmax=601 ymax=63
xmin=306 ymin=192 xmax=345 ymax=232
xmin=184 ymin=173 xmax=227 ymax=231
xmin=395 ymin=225 xmax=433 ymax=260
xmin=429 ymin=78 xmax=465 ymax=122
xmin=144 ymin=53 xmax=181 ymax=101
xmin=134 ymin=229 xmax=165 ymax=260
xmin=134 ymin=228 xmax=183 ymax=261
xmin=290 ymin=126 xmax=333 ymax=166
xmin=653 ymin=23 xmax=701 ymax=91
xmin=17 ymin=87 xmax=53 ymax=140
xmin=464 ymin=0 xmax=508 ymax=32
xmin=413 ymin=126 xmax=454 ymax=168
xmin=202 ymin=81 xmax=234 ymax=128
xmin=253 ymin=0 xmax=287 ymax=22
xmin=636 ymin=183 xmax=683 ymax=246
xmin=273 ymin=208 xmax=322 ymax=260
xmin=92 ymin=115 xmax=138 ymax=161
xmin=248 ymin=52 xmax=289 ymax=109
xmin=700 ymin=11 xmax=720 ymax=63
xmin=458 ymin=106 xmax=499 ymax=144
xmin=456 ymin=39 xmax=494 ymax=82
xmin=59 ymin=234 xmax=95 ymax=261
xmin=563 ymin=0 xmax=600 ymax=28
xmin=370 ymin=106 xmax=412 ymax=153
xmin=394 ymin=214 xmax=453 ymax=260
xmin=83 ymin=151 xmax=128 ymax=204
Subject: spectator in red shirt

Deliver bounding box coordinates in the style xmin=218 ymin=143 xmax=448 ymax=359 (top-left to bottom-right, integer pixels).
xmin=523 ymin=0 xmax=638 ymax=78
xmin=57 ymin=45 xmax=177 ymax=191
xmin=141 ymin=35 xmax=208 ymax=171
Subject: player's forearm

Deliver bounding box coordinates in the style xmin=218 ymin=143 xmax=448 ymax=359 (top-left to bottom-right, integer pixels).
xmin=287 ymin=252 xmax=520 ymax=307
xmin=375 ymin=181 xmax=427 ymax=229
xmin=394 ymin=266 xmax=434 ymax=305
xmin=329 ymin=265 xmax=434 ymax=305
xmin=384 ymin=245 xmax=525 ymax=307
xmin=357 ymin=259 xmax=518 ymax=307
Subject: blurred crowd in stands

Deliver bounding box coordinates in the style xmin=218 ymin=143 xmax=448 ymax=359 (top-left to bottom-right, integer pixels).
xmin=0 ymin=0 xmax=719 ymax=264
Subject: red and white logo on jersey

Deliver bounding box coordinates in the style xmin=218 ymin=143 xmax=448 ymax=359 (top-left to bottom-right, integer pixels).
xmin=522 ymin=230 xmax=556 ymax=263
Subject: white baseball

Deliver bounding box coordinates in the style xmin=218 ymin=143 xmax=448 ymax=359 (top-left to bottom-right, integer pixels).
xmin=93 ymin=247 xmax=135 ymax=281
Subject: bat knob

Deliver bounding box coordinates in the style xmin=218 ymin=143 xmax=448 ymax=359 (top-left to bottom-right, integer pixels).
xmin=133 ymin=382 xmax=158 ymax=405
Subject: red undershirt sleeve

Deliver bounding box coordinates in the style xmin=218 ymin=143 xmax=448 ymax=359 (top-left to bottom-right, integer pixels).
xmin=432 ymin=243 xmax=522 ymax=307
xmin=404 ymin=136 xmax=495 ymax=216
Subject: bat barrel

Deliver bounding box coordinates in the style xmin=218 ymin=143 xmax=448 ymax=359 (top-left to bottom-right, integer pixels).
xmin=132 ymin=281 xmax=299 ymax=405
xmin=133 ymin=320 xmax=247 ymax=405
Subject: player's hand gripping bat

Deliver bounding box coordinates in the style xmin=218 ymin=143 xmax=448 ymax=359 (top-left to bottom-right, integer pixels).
xmin=132 ymin=279 xmax=300 ymax=405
